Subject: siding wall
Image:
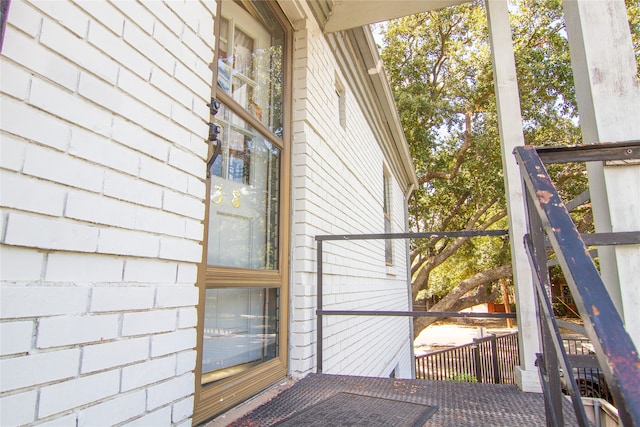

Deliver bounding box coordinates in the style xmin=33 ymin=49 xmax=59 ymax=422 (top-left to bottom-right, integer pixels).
xmin=0 ymin=1 xmax=215 ymax=425
xmin=0 ymin=0 xmax=414 ymax=424
xmin=288 ymin=15 xmax=413 ymax=379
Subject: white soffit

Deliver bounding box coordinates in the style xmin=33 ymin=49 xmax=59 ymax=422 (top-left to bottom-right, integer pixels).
xmin=323 ymin=0 xmax=469 ymax=32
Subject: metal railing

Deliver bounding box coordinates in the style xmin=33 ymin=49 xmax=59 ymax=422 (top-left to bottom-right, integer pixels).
xmin=515 ymin=141 xmax=640 ymax=426
xmin=562 ymin=337 xmax=614 ymax=404
xmin=315 ymin=230 xmax=516 ymax=374
xmin=415 ymin=332 xmax=519 ymax=384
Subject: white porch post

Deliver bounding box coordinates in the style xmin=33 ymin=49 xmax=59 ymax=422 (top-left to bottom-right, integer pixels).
xmin=485 ymin=0 xmax=541 ymax=392
xmin=563 ymin=0 xmax=640 ymax=348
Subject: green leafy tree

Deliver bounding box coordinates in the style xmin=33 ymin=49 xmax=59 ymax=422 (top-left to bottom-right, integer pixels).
xmin=378 ymin=0 xmax=638 ymax=335
xmin=627 ymin=0 xmax=640 ymax=78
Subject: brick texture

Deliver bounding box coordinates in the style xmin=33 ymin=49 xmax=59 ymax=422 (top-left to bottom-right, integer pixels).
xmin=0 ymin=0 xmax=213 ymax=424
xmin=288 ymin=20 xmax=413 ymax=379
xmin=0 ymin=1 xmax=415 ymax=426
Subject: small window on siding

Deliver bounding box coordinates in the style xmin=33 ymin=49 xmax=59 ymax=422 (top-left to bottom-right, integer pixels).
xmin=383 ymin=170 xmax=393 ymax=265
xmin=0 ymin=0 xmax=10 ymax=53
xmin=335 ymin=73 xmax=346 ymax=129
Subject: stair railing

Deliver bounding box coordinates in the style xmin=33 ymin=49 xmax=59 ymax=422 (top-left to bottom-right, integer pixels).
xmin=514 ymin=142 xmax=640 ymax=426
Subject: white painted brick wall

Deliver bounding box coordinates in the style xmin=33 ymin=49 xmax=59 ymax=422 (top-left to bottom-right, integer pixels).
xmin=1 ymin=97 xmax=71 ymax=152
xmin=146 ymin=373 xmax=194 ymax=410
xmin=121 ymin=309 xmax=177 ymax=337
xmin=78 ymin=390 xmax=146 ymax=427
xmin=110 ymin=116 xmax=170 ymax=162
xmin=0 ymin=390 xmax=37 ymax=427
xmin=74 ymin=1 xmax=125 ymax=35
xmin=0 ymin=173 xmax=66 ymax=217
xmin=0 ymin=321 xmax=34 ymax=356
xmin=177 ymin=307 xmax=198 ymax=328
xmin=81 ymin=337 xmax=150 ymax=374
xmin=122 ymin=406 xmax=172 ymax=427
xmin=103 ymin=170 xmax=163 ymax=208
xmin=185 ymin=216 xmax=205 ymax=240
xmin=39 ymin=17 xmax=119 ymax=84
xmin=150 ymin=329 xmax=197 ymax=357
xmin=0 ymin=0 xmax=213 ymax=424
xmin=123 ymin=259 xmax=177 ymax=283
xmin=156 ymin=286 xmax=199 ymax=308
xmin=31 ymin=77 xmax=113 ymax=138
xmin=0 ymin=63 xmax=31 ymax=101
xmin=37 ymin=314 xmax=119 ymax=348
xmin=158 ymin=236 xmax=202 ymax=262
xmin=168 ymin=145 xmax=206 ymax=175
xmin=163 ymin=189 xmax=205 ymax=219
xmin=0 ymin=246 xmax=44 ymax=282
xmin=86 ymin=17 xmax=152 ymax=80
xmin=139 ymin=156 xmax=190 ymax=193
xmin=177 ymin=263 xmax=198 ymax=284
xmin=37 ymin=414 xmax=78 ymax=426
xmin=0 ymin=348 xmax=80 ymax=392
xmin=45 ymin=253 xmax=124 ymax=283
xmin=3 ymin=0 xmax=40 ymax=37
xmin=134 ymin=207 xmax=186 ymax=238
xmin=174 ymin=61 xmax=211 ymax=99
xmin=112 ymin=1 xmax=153 ymax=34
xmin=172 ymin=396 xmax=195 ymax=424
xmin=30 ymin=1 xmax=90 ymax=37
xmin=145 ymin=3 xmax=183 ymax=43
xmin=0 ymin=134 xmax=26 ymax=172
xmin=38 ymin=370 xmax=121 ymax=418
xmin=2 ymin=27 xmax=79 ymax=91
xmin=117 ymin=67 xmax=173 ymax=118
xmin=3 ymin=0 xmax=412 ymax=423
xmin=97 ymin=227 xmax=159 ymax=257
xmin=288 ymin=19 xmax=413 ymax=379
xmin=1 ymin=286 xmax=89 ymax=318
xmin=90 ymin=287 xmax=155 ymax=312
xmin=123 ymin=22 xmax=174 ymax=74
xmin=121 ymin=355 xmax=176 ymax=392
xmin=150 ymin=66 xmax=194 ymax=111
xmin=69 ymin=127 xmax=140 ymax=177
xmin=23 ymin=144 xmax=104 ymax=193
xmin=176 ymin=350 xmax=197 ymax=375
xmin=187 ymin=174 xmax=207 ymax=198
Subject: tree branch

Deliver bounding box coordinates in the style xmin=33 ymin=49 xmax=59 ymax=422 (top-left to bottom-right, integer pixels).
xmin=413 ymin=263 xmax=513 ymax=336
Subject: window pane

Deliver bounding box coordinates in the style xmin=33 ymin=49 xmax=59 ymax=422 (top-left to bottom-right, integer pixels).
xmin=201 ymin=288 xmax=278 ymax=385
xmin=217 ymin=1 xmax=284 ymax=137
xmin=383 ymin=174 xmax=392 ymax=264
xmin=208 ymin=109 xmax=280 ymax=269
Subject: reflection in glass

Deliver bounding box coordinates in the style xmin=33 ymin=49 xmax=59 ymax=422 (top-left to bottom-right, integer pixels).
xmin=217 ymin=1 xmax=284 ymax=137
xmin=201 ymin=288 xmax=278 ymax=385
xmin=207 ymin=109 xmax=280 ymax=270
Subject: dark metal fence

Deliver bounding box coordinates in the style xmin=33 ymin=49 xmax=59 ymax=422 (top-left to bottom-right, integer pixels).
xmin=415 ymin=332 xmax=519 ymax=384
xmin=562 ymin=338 xmax=614 ymax=404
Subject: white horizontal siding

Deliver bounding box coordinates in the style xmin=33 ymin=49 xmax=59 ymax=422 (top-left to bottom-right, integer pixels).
xmin=289 ymin=16 xmax=412 ymax=379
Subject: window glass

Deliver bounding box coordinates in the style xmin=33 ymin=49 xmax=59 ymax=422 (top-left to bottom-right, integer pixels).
xmin=208 ymin=109 xmax=280 ymax=269
xmin=217 ymin=1 xmax=284 ymax=138
xmin=201 ymin=288 xmax=278 ymax=385
xmin=196 ymin=1 xmax=288 ymax=420
xmin=384 ymin=174 xmax=393 ymax=265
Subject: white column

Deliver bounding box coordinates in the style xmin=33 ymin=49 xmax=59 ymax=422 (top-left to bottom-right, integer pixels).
xmin=485 ymin=0 xmax=541 ymax=392
xmin=563 ymin=0 xmax=640 ymax=347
